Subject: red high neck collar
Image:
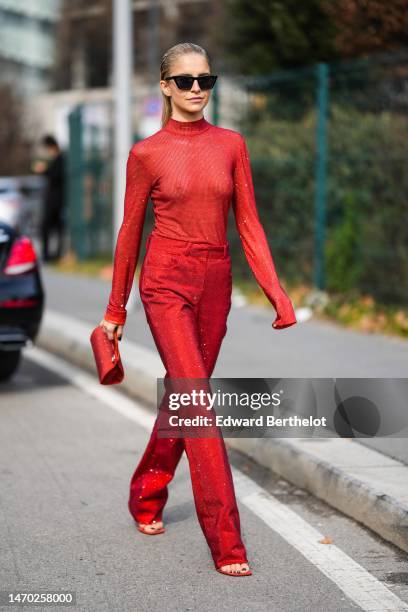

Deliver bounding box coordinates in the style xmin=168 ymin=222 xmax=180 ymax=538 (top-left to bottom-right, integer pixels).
xmin=163 ymin=115 xmax=211 ymax=135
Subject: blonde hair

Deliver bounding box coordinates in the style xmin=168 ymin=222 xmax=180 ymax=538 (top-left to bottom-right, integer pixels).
xmin=160 ymin=43 xmax=211 ymax=128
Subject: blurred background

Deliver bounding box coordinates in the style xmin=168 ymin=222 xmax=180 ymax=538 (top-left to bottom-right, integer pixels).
xmin=1 ymin=0 xmax=407 ymax=337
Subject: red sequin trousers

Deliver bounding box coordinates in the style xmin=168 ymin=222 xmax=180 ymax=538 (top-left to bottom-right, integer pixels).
xmin=128 ymin=233 xmax=249 ymax=570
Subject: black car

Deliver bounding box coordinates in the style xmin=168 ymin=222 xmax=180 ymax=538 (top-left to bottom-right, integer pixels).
xmin=0 ymin=219 xmax=44 ymax=381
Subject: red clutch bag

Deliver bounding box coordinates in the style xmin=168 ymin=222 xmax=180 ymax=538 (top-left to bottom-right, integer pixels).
xmin=89 ymin=326 xmax=124 ymax=385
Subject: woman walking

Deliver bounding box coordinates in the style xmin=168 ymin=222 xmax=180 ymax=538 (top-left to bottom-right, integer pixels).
xmin=100 ymin=43 xmax=297 ymax=577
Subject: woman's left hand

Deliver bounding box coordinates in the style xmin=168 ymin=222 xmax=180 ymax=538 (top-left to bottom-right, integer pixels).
xmin=271 ymin=288 xmax=297 ymax=330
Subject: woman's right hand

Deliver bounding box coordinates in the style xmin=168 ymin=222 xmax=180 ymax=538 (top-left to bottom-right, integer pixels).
xmin=99 ymin=318 xmax=124 ymax=341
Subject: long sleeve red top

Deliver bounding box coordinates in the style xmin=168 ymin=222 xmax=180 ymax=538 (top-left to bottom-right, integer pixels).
xmin=104 ymin=115 xmax=297 ymax=328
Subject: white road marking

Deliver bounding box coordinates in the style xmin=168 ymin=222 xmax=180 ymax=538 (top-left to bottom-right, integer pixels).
xmin=233 ymin=470 xmax=408 ymax=611
xmin=26 ymin=345 xmax=408 ymax=611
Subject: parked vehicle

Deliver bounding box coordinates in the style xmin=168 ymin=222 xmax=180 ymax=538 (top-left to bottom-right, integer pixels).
xmin=0 ymin=214 xmax=45 ymax=382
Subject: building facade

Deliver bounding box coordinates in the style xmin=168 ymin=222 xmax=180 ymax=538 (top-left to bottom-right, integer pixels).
xmin=0 ymin=0 xmax=62 ymax=98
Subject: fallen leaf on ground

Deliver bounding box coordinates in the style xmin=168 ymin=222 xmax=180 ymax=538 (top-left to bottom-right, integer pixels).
xmin=319 ymin=536 xmax=333 ymax=544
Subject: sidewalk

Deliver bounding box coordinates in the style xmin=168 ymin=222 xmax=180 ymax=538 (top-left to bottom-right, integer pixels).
xmin=34 ymin=265 xmax=408 ymax=554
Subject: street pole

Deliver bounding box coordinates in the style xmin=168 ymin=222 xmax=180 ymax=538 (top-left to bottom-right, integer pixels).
xmin=113 ymin=0 xmax=136 ymax=314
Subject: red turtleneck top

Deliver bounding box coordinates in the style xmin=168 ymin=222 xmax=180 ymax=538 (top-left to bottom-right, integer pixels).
xmin=104 ymin=115 xmax=297 ymax=328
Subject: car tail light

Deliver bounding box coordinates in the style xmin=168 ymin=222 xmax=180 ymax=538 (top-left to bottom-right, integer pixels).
xmin=0 ymin=297 xmax=39 ymax=308
xmin=4 ymin=236 xmax=38 ymax=275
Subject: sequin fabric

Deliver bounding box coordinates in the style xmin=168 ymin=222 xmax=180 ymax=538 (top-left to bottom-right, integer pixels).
xmin=128 ymin=232 xmax=249 ymax=569
xmin=104 ymin=115 xmax=297 ymax=328
xmin=104 ymin=115 xmax=297 ymax=570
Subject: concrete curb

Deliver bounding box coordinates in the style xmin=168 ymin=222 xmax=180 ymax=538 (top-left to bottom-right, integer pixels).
xmin=227 ymin=436 xmax=408 ymax=554
xmin=35 ymin=309 xmax=408 ymax=555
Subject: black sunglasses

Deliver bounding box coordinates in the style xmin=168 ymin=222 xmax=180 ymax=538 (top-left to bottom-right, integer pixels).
xmin=164 ymin=74 xmax=218 ymax=91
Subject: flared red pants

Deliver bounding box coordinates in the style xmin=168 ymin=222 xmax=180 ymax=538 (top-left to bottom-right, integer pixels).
xmin=128 ymin=232 xmax=249 ymax=569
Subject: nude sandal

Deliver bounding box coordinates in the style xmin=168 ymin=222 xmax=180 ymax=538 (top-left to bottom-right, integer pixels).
xmin=137 ymin=522 xmax=165 ymax=535
xmin=216 ymin=565 xmax=252 ymax=576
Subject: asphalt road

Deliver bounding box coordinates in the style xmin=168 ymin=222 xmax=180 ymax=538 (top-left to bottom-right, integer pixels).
xmin=1 ymin=350 xmax=407 ymax=612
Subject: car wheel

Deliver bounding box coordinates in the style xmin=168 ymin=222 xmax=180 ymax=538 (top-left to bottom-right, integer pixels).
xmin=0 ymin=350 xmax=22 ymax=382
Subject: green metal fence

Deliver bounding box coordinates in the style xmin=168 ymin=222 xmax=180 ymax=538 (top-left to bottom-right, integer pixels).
xmin=66 ymin=104 xmax=113 ymax=262
xmin=227 ymin=49 xmax=408 ymax=304
xmin=66 ymin=49 xmax=408 ymax=305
